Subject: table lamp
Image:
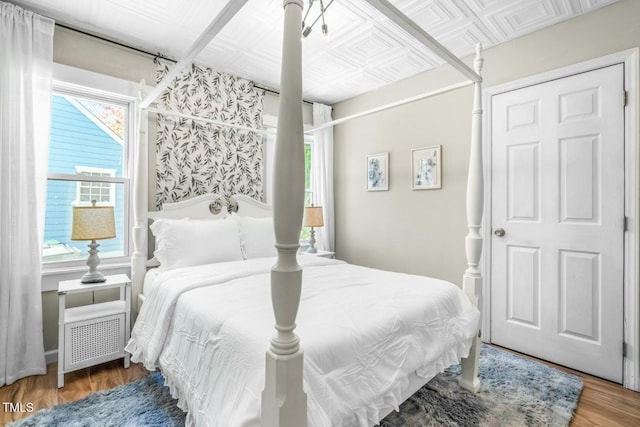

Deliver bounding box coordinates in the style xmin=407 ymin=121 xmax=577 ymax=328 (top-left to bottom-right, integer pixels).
xmin=71 ymin=200 xmax=116 ymax=284
xmin=303 ymin=205 xmax=324 ymax=253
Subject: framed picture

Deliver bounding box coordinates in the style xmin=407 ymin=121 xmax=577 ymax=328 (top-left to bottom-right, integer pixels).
xmin=366 ymin=152 xmax=389 ymax=191
xmin=411 ymin=145 xmax=442 ymax=190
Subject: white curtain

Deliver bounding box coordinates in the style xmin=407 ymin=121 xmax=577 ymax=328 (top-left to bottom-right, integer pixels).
xmin=310 ymin=103 xmax=334 ymax=251
xmin=0 ymin=2 xmax=54 ymax=386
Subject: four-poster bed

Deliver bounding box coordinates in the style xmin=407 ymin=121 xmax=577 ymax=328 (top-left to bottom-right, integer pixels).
xmin=128 ymin=0 xmax=485 ymax=425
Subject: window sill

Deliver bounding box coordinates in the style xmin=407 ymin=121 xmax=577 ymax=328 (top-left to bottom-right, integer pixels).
xmin=41 ymin=261 xmax=131 ymax=292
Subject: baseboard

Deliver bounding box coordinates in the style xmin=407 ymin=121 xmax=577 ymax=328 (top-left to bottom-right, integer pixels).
xmin=45 ymin=349 xmax=58 ymax=365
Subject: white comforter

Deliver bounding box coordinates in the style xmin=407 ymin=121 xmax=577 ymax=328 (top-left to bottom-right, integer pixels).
xmin=126 ymin=257 xmax=480 ymax=427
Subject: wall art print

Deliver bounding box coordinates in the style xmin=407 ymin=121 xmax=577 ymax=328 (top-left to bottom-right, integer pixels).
xmin=366 ymin=152 xmax=389 ymax=191
xmin=411 ymin=145 xmax=442 ymax=190
xmin=155 ymin=60 xmax=265 ymax=209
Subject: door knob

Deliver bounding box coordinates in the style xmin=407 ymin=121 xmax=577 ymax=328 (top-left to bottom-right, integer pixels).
xmin=494 ymin=228 xmax=505 ymax=237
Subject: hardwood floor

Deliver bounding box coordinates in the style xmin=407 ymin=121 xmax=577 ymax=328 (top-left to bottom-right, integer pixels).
xmin=1 ymin=353 xmax=639 ymax=426
xmin=490 ymin=345 xmax=640 ymax=427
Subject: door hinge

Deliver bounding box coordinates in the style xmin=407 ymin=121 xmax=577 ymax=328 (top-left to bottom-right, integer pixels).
xmin=624 ymin=216 xmax=629 ymax=232
xmin=623 ymin=341 xmax=627 ymax=358
xmin=624 ymin=90 xmax=629 ymax=107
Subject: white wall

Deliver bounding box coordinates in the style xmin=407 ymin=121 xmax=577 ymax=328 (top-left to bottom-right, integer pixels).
xmin=332 ymin=0 xmax=640 ymax=286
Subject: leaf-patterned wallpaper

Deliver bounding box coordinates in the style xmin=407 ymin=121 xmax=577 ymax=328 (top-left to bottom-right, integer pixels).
xmin=155 ymin=60 xmax=265 ymax=209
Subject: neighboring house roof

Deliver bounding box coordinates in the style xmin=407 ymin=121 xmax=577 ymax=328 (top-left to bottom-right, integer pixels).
xmin=64 ymin=95 xmax=124 ymax=145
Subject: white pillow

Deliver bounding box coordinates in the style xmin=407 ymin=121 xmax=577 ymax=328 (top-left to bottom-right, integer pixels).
xmin=233 ymin=215 xmax=277 ymax=259
xmin=150 ymin=217 xmax=243 ymax=270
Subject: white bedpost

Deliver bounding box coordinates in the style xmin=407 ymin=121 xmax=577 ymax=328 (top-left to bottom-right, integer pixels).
xmin=131 ymin=82 xmax=149 ymax=319
xmin=459 ymin=45 xmax=484 ymax=393
xmin=261 ymin=1 xmax=307 ymax=426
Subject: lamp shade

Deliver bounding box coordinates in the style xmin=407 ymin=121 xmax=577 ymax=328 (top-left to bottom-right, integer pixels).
xmin=71 ymin=206 xmax=116 ymax=241
xmin=303 ymin=206 xmax=324 ymax=228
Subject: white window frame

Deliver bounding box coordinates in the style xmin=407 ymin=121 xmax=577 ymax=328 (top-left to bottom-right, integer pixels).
xmin=303 ymin=137 xmax=313 ymax=205
xmin=42 ymin=64 xmax=138 ymax=278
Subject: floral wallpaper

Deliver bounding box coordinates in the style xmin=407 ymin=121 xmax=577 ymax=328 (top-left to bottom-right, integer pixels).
xmin=154 ymin=60 xmax=265 ymax=209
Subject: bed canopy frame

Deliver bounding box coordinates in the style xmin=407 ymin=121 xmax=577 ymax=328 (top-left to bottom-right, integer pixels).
xmin=131 ymin=0 xmax=484 ymax=425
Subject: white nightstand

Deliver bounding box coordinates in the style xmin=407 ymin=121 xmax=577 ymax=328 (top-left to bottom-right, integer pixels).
xmin=57 ymin=274 xmax=131 ymax=388
xmin=301 ymin=250 xmax=335 ymax=259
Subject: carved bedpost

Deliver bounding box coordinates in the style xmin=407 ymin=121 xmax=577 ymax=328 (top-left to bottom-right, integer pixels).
xmin=459 ymin=45 xmax=484 ymax=393
xmin=131 ymin=83 xmax=149 ymax=320
xmin=261 ymin=1 xmax=307 ymax=426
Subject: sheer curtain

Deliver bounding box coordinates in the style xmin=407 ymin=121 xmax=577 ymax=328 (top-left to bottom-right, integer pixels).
xmin=0 ymin=2 xmax=54 ymax=386
xmin=310 ymin=103 xmax=334 ymax=251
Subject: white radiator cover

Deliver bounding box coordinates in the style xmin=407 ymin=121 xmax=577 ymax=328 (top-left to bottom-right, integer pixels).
xmin=64 ymin=302 xmax=126 ymax=371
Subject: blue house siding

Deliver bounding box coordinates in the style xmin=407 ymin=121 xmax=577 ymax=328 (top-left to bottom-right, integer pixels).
xmin=45 ymin=96 xmax=125 ymax=258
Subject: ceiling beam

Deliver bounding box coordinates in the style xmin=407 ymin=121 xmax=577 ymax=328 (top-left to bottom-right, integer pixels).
xmin=363 ymin=0 xmax=481 ymax=83
xmin=140 ymin=0 xmax=248 ymax=108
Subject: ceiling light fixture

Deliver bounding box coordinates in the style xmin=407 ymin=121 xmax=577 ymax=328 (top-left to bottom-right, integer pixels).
xmin=301 ymin=0 xmax=334 ymax=40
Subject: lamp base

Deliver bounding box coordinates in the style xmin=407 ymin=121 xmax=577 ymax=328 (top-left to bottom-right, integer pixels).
xmin=306 ymin=228 xmax=318 ymax=253
xmin=80 ymin=271 xmax=106 ymax=284
xmin=81 ymin=240 xmax=106 ymax=284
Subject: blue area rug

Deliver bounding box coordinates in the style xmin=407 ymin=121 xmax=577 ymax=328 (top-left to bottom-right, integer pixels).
xmin=379 ymin=345 xmax=583 ymax=426
xmin=10 ymin=345 xmax=582 ymax=426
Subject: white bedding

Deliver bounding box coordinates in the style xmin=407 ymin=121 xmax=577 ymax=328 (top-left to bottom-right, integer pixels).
xmin=142 ymin=267 xmax=160 ymax=295
xmin=127 ymin=257 xmax=480 ymax=427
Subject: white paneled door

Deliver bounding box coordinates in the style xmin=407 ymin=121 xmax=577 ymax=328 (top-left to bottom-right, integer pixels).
xmin=490 ymin=64 xmax=625 ymax=382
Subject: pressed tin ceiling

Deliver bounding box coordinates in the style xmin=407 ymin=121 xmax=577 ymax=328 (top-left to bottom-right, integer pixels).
xmin=11 ymin=0 xmax=619 ymax=104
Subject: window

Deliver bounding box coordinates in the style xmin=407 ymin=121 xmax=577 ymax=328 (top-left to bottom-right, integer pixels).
xmin=301 ymin=140 xmax=313 ymax=241
xmin=43 ymin=87 xmax=133 ymax=265
xmin=304 ymin=141 xmax=312 ymax=205
xmin=75 ymin=166 xmax=117 ymax=205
